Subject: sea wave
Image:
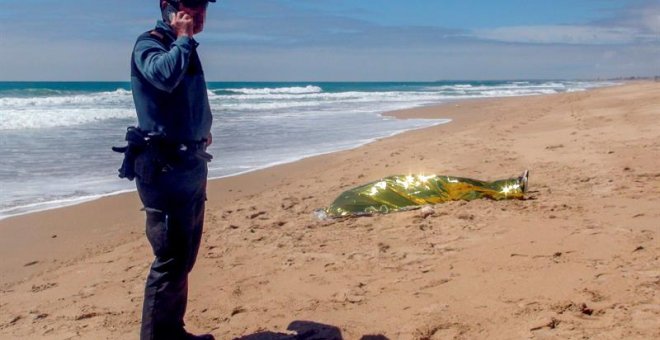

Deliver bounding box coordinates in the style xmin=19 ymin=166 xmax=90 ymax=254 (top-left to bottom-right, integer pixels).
xmin=424 ymin=81 xmax=569 ymax=92
xmin=0 ymin=81 xmax=618 ymax=130
xmin=222 ymin=85 xmax=323 ymax=95
xmin=210 ymin=86 xmax=569 ymax=110
xmin=0 ymin=88 xmax=132 ymax=108
xmin=214 ymin=90 xmax=439 ymax=102
xmin=0 ymin=88 xmax=72 ymax=97
xmin=0 ymin=89 xmax=135 ymax=130
xmin=0 ymin=108 xmax=135 ymax=130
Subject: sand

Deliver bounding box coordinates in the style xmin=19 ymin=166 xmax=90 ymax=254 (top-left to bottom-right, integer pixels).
xmin=0 ymin=82 xmax=658 ymax=339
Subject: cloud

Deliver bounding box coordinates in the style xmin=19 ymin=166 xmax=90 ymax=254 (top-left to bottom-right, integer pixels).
xmin=202 ymin=41 xmax=659 ymax=81
xmin=469 ymin=1 xmax=660 ymax=45
xmin=1 ymin=0 xmax=657 ymax=80
xmin=204 ymin=0 xmax=659 ymax=49
xmin=470 ymin=25 xmax=649 ymax=45
xmin=597 ymin=0 xmax=660 ymax=34
xmin=203 ymin=1 xmax=463 ymax=48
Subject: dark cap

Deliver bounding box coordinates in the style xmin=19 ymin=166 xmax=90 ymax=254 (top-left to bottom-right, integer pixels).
xmin=181 ymin=0 xmax=216 ymax=6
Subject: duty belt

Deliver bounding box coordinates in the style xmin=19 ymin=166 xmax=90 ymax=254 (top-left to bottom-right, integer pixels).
xmin=150 ymin=136 xmax=213 ymax=163
xmin=112 ymin=126 xmax=213 ymax=181
xmin=160 ymin=139 xmax=208 ymax=152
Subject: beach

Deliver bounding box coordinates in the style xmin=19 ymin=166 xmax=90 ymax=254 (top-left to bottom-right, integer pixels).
xmin=1 ymin=82 xmax=658 ymax=339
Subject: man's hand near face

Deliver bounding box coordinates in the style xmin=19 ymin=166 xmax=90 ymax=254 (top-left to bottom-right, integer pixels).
xmin=171 ymin=11 xmax=194 ymax=38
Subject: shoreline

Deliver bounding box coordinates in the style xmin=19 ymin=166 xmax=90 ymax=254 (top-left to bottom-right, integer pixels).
xmin=0 ymin=80 xmax=618 ymax=221
xmin=2 ymin=80 xmax=622 ymax=221
xmin=1 ymin=81 xmax=658 ymax=339
xmin=0 ymin=118 xmax=451 ymax=222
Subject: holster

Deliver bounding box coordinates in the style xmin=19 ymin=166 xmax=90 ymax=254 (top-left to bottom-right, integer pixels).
xmin=112 ymin=127 xmax=159 ymax=182
xmin=112 ymin=126 xmax=212 ymax=184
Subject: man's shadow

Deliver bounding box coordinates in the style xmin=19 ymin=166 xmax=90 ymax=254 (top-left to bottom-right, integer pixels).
xmin=233 ymin=320 xmax=389 ymax=340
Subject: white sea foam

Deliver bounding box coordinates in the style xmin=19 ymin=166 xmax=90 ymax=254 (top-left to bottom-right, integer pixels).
xmin=1 ymin=82 xmax=617 ymax=130
xmin=204 ymin=118 xmax=452 ymax=180
xmin=0 ymin=189 xmax=135 ymax=221
xmin=0 ymin=88 xmax=132 ymax=107
xmin=215 ymin=91 xmax=449 ymax=105
xmin=224 ymin=85 xmax=323 ymax=95
xmin=424 ymin=81 xmax=570 ymax=94
xmin=0 ymin=88 xmax=135 ymax=130
xmin=0 ymin=108 xmax=135 ymax=130
xmin=211 ymin=82 xmax=590 ymax=112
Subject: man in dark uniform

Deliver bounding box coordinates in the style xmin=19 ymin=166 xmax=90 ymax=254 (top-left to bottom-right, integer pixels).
xmin=130 ymin=1 xmax=216 ymax=339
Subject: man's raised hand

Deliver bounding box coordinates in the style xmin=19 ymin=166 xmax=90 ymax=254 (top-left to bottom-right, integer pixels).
xmin=171 ymin=11 xmax=194 ymax=38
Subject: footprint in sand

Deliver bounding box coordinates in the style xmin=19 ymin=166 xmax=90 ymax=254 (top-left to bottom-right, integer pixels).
xmin=30 ymin=282 xmax=58 ymax=293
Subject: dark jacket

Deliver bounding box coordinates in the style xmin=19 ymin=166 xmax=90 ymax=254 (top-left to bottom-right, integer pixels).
xmin=131 ymin=20 xmax=212 ymax=142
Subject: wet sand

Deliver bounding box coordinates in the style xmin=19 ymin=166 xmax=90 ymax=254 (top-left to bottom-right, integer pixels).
xmin=1 ymin=82 xmax=658 ymax=339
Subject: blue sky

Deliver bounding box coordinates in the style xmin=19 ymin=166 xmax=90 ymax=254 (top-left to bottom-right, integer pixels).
xmin=0 ymin=0 xmax=658 ymax=81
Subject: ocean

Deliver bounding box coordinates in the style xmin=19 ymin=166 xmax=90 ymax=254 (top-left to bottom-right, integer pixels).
xmin=0 ymin=80 xmax=615 ymax=219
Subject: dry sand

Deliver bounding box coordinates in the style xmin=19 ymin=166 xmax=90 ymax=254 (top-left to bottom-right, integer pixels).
xmin=0 ymin=82 xmax=658 ymax=339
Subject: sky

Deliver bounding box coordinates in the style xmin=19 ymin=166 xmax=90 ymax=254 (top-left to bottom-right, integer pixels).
xmin=0 ymin=0 xmax=658 ymax=81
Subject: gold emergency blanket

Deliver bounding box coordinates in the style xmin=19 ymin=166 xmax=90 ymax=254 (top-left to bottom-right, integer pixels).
xmin=322 ymin=172 xmax=527 ymax=218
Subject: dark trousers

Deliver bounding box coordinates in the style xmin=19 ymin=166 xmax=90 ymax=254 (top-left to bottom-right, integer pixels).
xmin=136 ymin=157 xmax=208 ymax=340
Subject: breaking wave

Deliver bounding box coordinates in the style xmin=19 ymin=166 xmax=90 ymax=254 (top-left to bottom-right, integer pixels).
xmin=223 ymin=85 xmax=323 ymax=95
xmin=0 ymin=89 xmax=135 ymax=130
